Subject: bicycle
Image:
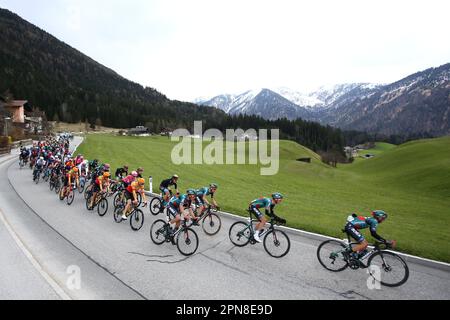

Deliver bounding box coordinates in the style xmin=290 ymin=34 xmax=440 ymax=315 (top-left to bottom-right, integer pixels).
xmin=229 ymin=211 xmax=291 ymax=258
xmin=19 ymin=157 xmax=27 ymax=169
xmin=113 ymin=201 xmax=145 ymax=231
xmin=188 ymin=204 xmax=222 ymax=236
xmin=316 ymin=233 xmax=409 ymax=287
xmin=150 ymin=211 xmax=199 ymax=256
xmin=59 ymin=182 xmax=76 ymax=206
xmin=42 ymin=167 xmax=51 ymax=182
xmin=33 ymin=168 xmax=42 ymax=184
xmin=78 ymin=174 xmax=86 ymax=194
xmin=86 ymin=190 xmax=109 ymax=217
xmin=149 ymin=190 xmax=173 ymax=216
xmin=113 ymin=184 xmax=126 ymax=209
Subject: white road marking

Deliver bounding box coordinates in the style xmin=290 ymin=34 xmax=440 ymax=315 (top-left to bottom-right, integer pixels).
xmin=0 ymin=208 xmax=72 ymax=300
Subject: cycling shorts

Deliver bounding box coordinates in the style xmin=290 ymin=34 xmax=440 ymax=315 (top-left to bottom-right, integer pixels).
xmin=344 ymin=222 xmax=365 ymax=243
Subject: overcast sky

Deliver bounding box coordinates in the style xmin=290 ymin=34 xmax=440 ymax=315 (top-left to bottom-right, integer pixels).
xmin=1 ymin=0 xmax=449 ymax=101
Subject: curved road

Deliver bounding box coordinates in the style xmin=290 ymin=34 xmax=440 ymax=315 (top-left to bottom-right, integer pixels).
xmin=0 ymin=137 xmax=449 ymax=300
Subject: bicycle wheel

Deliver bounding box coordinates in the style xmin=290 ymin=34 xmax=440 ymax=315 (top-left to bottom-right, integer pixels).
xmin=54 ymin=180 xmax=61 ymax=194
xmin=176 ymin=227 xmax=199 ymax=256
xmin=368 ymin=251 xmax=409 ymax=287
xmin=113 ymin=206 xmax=124 ymax=223
xmin=66 ymin=189 xmax=75 ymax=205
xmin=97 ymin=198 xmax=109 ymax=217
xmin=113 ymin=193 xmax=125 ymax=209
xmin=84 ymin=185 xmax=93 ymax=200
xmin=85 ymin=194 xmax=94 ymax=211
xmin=49 ymin=180 xmax=55 ymax=191
xmin=149 ymin=197 xmax=162 ymax=216
xmin=78 ymin=179 xmax=85 ymax=194
xmin=59 ymin=189 xmax=65 ymax=201
xmin=202 ymin=213 xmax=222 ymax=236
xmin=229 ymin=222 xmax=252 ymax=247
xmin=150 ymin=219 xmax=168 ymax=245
xmin=35 ymin=174 xmax=40 ymax=184
xmin=130 ymin=209 xmax=144 ymax=231
xmin=263 ymin=229 xmax=291 ymax=258
xmin=317 ymin=240 xmax=349 ymax=272
xmin=137 ymin=192 xmax=143 ymax=207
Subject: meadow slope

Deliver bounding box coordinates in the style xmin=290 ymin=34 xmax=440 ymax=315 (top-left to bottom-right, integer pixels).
xmin=76 ymin=135 xmax=450 ymax=262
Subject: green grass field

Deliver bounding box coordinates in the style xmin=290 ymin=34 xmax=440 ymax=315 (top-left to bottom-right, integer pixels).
xmin=76 ymin=134 xmax=450 ymax=262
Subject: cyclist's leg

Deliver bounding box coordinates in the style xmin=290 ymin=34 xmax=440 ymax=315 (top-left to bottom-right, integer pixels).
xmin=344 ymin=223 xmax=368 ymax=253
xmin=168 ymin=206 xmax=181 ymax=229
xmin=123 ymin=191 xmax=133 ymax=217
xmin=162 ymin=188 xmax=170 ymax=204
xmin=251 ymin=207 xmax=266 ymax=233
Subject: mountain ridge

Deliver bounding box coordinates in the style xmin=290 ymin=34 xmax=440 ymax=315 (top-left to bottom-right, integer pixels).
xmin=197 ymin=64 xmax=450 ymax=136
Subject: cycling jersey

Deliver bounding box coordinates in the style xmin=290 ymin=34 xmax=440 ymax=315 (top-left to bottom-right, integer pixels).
xmin=160 ymin=178 xmax=177 ymax=191
xmin=344 ymin=215 xmax=386 ymax=243
xmin=122 ymin=175 xmax=135 ymax=185
xmin=196 ymin=187 xmax=214 ymax=198
xmin=126 ymin=181 xmax=144 ymax=194
xmin=169 ymin=194 xmax=190 ymax=210
xmin=115 ymin=167 xmax=128 ymax=178
xmin=66 ymin=169 xmax=79 ymax=185
xmin=249 ymin=197 xmax=275 ymax=220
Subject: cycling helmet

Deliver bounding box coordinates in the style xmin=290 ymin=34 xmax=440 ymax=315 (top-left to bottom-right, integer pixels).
xmin=104 ymin=164 xmax=111 ymax=170
xmin=103 ymin=172 xmax=111 ymax=178
xmin=210 ymin=183 xmax=218 ymax=189
xmin=137 ymin=178 xmax=145 ymax=185
xmin=173 ymin=174 xmax=179 ymax=179
xmin=131 ymin=171 xmax=138 ymax=177
xmin=40 ymin=157 xmax=44 ymax=160
xmin=372 ymin=210 xmax=388 ymax=222
xmin=186 ymin=189 xmax=196 ymax=196
xmin=272 ymin=193 xmax=284 ymax=200
xmin=123 ymin=165 xmax=129 ymax=170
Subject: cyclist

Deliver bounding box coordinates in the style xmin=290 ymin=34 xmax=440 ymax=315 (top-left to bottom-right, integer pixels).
xmin=19 ymin=146 xmax=30 ymax=164
xmin=343 ymin=210 xmax=395 ymax=260
xmin=122 ymin=171 xmax=138 ymax=187
xmin=167 ymin=189 xmax=196 ymax=234
xmin=89 ymin=172 xmax=111 ymax=209
xmin=33 ymin=156 xmax=46 ymax=180
xmin=160 ymin=175 xmax=179 ymax=205
xmin=194 ymin=183 xmax=219 ymax=221
xmin=60 ymin=166 xmax=79 ymax=199
xmin=115 ymin=165 xmax=129 ymax=180
xmin=89 ymin=159 xmax=99 ymax=173
xmin=136 ymin=167 xmax=144 ymax=179
xmin=249 ymin=193 xmax=286 ymax=243
xmin=122 ymin=178 xmax=147 ymax=220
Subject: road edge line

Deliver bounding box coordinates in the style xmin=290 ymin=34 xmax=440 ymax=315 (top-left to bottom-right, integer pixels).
xmin=144 ymin=191 xmax=450 ymax=271
xmin=0 ymin=208 xmax=72 ymax=300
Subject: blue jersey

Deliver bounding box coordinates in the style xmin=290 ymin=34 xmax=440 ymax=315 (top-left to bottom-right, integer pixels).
xmin=250 ymin=197 xmax=272 ymax=210
xmin=196 ymin=187 xmax=214 ymax=198
xmin=169 ymin=194 xmax=189 ymax=209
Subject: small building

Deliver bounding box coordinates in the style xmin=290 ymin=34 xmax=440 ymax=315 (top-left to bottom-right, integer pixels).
xmin=3 ymin=100 xmax=27 ymax=123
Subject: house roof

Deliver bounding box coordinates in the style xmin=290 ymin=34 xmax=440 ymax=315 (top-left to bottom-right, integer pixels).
xmin=5 ymin=100 xmax=28 ymax=108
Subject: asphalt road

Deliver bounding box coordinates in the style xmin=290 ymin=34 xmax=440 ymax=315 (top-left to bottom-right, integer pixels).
xmin=0 ymin=137 xmax=449 ymax=300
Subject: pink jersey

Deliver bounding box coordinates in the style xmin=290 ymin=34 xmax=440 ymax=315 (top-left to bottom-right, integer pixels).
xmin=122 ymin=175 xmax=135 ymax=184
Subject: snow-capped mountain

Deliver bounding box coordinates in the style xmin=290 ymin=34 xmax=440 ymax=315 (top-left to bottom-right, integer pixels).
xmin=198 ymin=88 xmax=311 ymax=120
xmin=195 ymin=63 xmax=450 ymax=136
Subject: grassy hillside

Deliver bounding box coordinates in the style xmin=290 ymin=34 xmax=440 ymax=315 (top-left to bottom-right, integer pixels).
xmin=77 ymin=134 xmax=450 ymax=262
